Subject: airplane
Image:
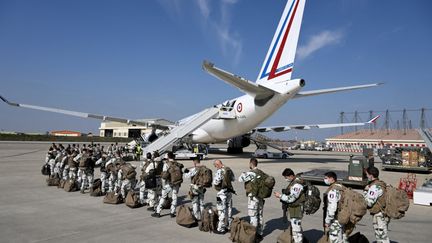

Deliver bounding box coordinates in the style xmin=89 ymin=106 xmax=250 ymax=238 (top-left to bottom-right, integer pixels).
xmin=1 ymin=0 xmax=381 ymax=154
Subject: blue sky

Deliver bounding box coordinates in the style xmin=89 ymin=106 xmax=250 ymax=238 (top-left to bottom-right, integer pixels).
xmin=1 ymin=0 xmax=431 ymax=140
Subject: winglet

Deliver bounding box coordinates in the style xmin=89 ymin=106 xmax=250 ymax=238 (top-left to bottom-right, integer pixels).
xmin=0 ymin=95 xmax=19 ymax=107
xmin=367 ymin=115 xmax=380 ymax=124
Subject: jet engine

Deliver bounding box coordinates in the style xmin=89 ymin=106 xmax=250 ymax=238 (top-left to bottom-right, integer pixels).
xmin=227 ymin=135 xmax=251 ymax=154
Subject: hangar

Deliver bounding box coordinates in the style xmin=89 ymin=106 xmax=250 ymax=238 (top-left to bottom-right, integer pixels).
xmin=98 ymin=119 xmax=174 ymax=139
xmin=326 ymin=129 xmax=427 ymax=153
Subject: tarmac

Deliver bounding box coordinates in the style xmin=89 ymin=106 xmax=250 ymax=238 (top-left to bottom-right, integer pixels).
xmin=0 ymin=141 xmax=431 ymax=243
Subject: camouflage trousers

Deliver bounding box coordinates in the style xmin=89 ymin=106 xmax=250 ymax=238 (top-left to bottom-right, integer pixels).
xmin=190 ymin=185 xmax=205 ymax=220
xmin=248 ymin=196 xmax=264 ymax=236
xmin=100 ymin=172 xmax=108 ymax=193
xmin=62 ymin=165 xmax=70 ymax=180
xmin=80 ymin=171 xmax=94 ymax=191
xmin=68 ymin=167 xmax=77 ymax=181
xmin=48 ymin=159 xmax=56 ymax=175
xmin=156 ymin=184 xmax=180 ymax=214
xmin=373 ymin=212 xmax=390 ymax=243
xmin=328 ymin=220 xmax=348 ymax=243
xmin=120 ymin=179 xmax=136 ymax=199
xmin=108 ymin=172 xmax=117 ymax=192
xmin=216 ymin=190 xmax=233 ymax=232
xmin=290 ymin=218 xmax=303 ymax=243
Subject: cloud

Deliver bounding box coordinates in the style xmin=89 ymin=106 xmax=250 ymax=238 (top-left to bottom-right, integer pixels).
xmin=158 ymin=0 xmax=242 ymax=66
xmin=297 ymin=30 xmax=344 ymax=60
xmin=196 ymin=0 xmax=210 ymax=20
xmin=212 ymin=0 xmax=242 ymax=65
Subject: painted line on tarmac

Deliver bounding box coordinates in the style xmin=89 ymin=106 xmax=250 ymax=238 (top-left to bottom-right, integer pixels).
xmin=0 ymin=149 xmax=42 ymax=159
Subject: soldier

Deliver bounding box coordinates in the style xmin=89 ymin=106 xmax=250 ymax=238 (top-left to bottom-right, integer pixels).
xmin=138 ymin=152 xmax=154 ymax=205
xmin=212 ymin=159 xmax=235 ymax=234
xmin=105 ymin=152 xmax=121 ymax=193
xmin=79 ymin=149 xmax=95 ymax=193
xmin=117 ymin=161 xmax=137 ymax=199
xmin=184 ymin=157 xmax=207 ymax=221
xmin=46 ymin=147 xmax=56 ymax=176
xmin=238 ymin=158 xmax=265 ymax=240
xmin=152 ymin=152 xmax=183 ymax=218
xmin=146 ymin=151 xmax=163 ymax=211
xmin=364 ymin=166 xmax=390 ymax=243
xmin=56 ymin=149 xmax=68 ymax=180
xmin=323 ymin=171 xmax=348 ymax=243
xmin=95 ymin=152 xmax=111 ymax=194
xmin=68 ymin=150 xmax=79 ymax=181
xmin=273 ymin=168 xmax=305 ymax=243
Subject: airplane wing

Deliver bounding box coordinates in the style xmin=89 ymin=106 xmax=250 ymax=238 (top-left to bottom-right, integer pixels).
xmin=202 ymin=61 xmax=275 ymax=100
xmin=0 ymin=95 xmax=173 ymax=129
xmin=252 ymin=115 xmax=380 ymax=133
xmin=293 ymin=83 xmax=383 ymax=99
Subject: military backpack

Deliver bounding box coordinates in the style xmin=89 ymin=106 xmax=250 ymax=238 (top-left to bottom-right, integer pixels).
xmin=246 ymin=169 xmax=275 ymax=199
xmin=198 ymin=207 xmax=218 ymax=233
xmin=121 ymin=163 xmax=137 ymax=180
xmin=303 ymin=181 xmax=321 ymax=215
xmin=214 ymin=167 xmax=234 ymax=191
xmin=337 ymin=187 xmax=368 ymax=225
xmin=166 ymin=161 xmax=184 ymax=185
xmin=383 ymin=185 xmax=409 ymax=219
xmin=192 ymin=166 xmax=213 ymax=188
xmin=176 ymin=204 xmax=198 ymax=228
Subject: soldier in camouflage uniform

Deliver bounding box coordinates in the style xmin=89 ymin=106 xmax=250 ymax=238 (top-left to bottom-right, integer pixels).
xmin=213 ymin=159 xmax=235 ymax=234
xmin=95 ymin=152 xmax=111 ymax=193
xmin=274 ymin=168 xmax=305 ymax=243
xmin=238 ymin=158 xmax=265 ymax=240
xmin=364 ymin=166 xmax=390 ymax=243
xmin=152 ymin=152 xmax=183 ymax=218
xmin=323 ymin=171 xmax=348 ymax=243
xmin=184 ymin=157 xmax=207 ymax=221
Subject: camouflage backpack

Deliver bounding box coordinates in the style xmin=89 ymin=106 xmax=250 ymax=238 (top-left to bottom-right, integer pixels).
xmin=303 ymin=181 xmax=321 ymax=215
xmin=215 ymin=167 xmax=234 ymax=191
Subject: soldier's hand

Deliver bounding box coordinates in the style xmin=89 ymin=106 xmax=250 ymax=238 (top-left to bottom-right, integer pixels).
xmin=274 ymin=191 xmax=281 ymax=198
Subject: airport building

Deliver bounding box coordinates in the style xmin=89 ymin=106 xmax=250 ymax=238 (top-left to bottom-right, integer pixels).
xmin=99 ymin=119 xmax=174 ymax=138
xmin=326 ymin=129 xmax=427 ymax=153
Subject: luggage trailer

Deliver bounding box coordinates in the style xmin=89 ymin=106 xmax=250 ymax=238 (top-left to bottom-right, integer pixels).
xmin=299 ymin=153 xmax=374 ymax=188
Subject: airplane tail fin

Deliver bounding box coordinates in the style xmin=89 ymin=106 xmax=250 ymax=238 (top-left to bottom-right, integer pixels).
xmin=256 ymin=0 xmax=306 ymax=84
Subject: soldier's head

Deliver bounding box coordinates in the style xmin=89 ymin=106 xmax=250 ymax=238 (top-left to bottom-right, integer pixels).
xmin=193 ymin=157 xmax=201 ymax=166
xmin=366 ymin=166 xmax=379 ymax=181
xmin=213 ymin=159 xmax=223 ymax=169
xmin=324 ymin=171 xmax=337 ymax=185
xmin=167 ymin=151 xmax=175 ymax=160
xmin=153 ymin=151 xmax=160 ymax=158
xmin=282 ymin=168 xmax=295 ymax=182
xmin=249 ymin=158 xmax=258 ymax=169
xmin=146 ymin=152 xmax=152 ymax=160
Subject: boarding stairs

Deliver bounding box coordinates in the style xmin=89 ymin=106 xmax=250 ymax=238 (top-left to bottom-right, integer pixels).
xmin=143 ymin=107 xmax=219 ymax=154
xmin=250 ymin=133 xmax=286 ymax=152
xmin=418 ymin=128 xmax=432 ymax=150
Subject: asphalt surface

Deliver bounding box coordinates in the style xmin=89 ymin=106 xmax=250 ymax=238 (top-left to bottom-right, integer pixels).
xmin=0 ymin=142 xmax=431 ymax=243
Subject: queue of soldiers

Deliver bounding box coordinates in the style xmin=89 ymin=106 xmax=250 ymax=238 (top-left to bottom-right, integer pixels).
xmin=43 ymin=143 xmax=408 ymax=243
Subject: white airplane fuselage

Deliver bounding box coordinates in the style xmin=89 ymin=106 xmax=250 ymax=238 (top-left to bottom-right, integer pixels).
xmin=192 ymin=82 xmax=301 ymax=143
